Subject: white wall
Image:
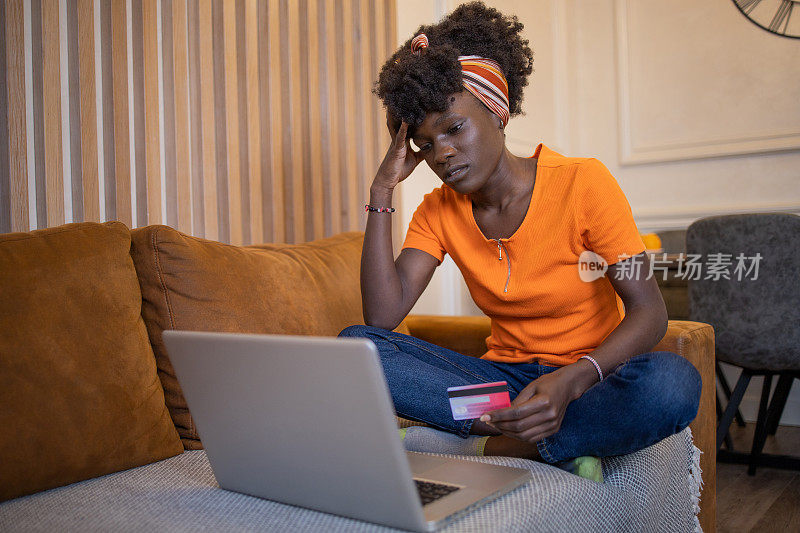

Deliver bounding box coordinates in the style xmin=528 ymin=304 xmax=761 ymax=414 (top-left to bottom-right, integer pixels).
xmin=392 ymin=1 xmax=800 ymax=424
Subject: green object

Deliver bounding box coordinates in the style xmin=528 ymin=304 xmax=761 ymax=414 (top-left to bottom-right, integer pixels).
xmin=555 ymin=456 xmax=603 ymax=483
xmin=398 ymin=428 xmax=408 ymax=440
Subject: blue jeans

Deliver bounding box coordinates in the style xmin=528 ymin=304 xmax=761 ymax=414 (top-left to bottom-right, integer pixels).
xmin=338 ymin=325 xmax=702 ymax=464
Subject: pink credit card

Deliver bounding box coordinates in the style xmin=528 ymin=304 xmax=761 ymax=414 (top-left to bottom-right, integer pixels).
xmin=447 ymin=381 xmax=511 ymax=420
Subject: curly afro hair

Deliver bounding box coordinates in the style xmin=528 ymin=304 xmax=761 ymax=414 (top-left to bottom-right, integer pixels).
xmin=375 ymin=1 xmax=534 ymax=128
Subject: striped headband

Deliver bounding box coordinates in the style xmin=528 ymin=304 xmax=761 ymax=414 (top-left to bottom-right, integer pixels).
xmin=411 ymin=33 xmax=510 ymax=127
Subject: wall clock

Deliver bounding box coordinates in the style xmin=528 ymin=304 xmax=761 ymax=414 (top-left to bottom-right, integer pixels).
xmin=732 ymin=0 xmax=800 ymax=38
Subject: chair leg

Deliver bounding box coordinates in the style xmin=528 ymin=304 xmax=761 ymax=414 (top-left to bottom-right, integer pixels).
xmin=717 ymin=369 xmax=752 ymax=451
xmin=717 ymin=361 xmax=746 ymax=427
xmin=748 ymin=374 xmax=774 ymax=476
xmin=716 ymin=391 xmax=735 ymax=450
xmin=765 ymin=374 xmax=794 ymax=436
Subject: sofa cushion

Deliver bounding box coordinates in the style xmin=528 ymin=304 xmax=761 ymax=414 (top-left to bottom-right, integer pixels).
xmin=0 ymin=222 xmax=184 ymax=502
xmin=130 ymin=226 xmax=394 ymax=449
xmin=0 ymin=428 xmax=703 ymax=532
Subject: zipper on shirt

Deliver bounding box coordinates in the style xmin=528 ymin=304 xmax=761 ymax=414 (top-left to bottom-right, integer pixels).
xmin=494 ymin=239 xmax=511 ymax=293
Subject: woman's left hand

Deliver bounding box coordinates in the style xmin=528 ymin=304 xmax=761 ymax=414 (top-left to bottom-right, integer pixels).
xmin=481 ymin=369 xmax=578 ymax=444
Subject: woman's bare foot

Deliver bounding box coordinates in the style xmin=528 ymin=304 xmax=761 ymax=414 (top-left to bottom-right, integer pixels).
xmin=469 ymin=420 xmax=542 ymax=460
xmin=469 ymin=419 xmax=502 ymax=436
xmin=483 ymin=435 xmax=542 ymax=461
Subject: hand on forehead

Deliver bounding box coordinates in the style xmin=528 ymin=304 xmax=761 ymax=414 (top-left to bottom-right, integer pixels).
xmin=386 ymin=113 xmax=403 ymax=135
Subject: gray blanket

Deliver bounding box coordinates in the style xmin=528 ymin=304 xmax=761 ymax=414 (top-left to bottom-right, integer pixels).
xmin=0 ymin=427 xmax=703 ymax=532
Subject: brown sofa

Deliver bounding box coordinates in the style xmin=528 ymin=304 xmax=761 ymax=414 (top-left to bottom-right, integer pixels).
xmin=0 ymin=221 xmax=715 ymax=531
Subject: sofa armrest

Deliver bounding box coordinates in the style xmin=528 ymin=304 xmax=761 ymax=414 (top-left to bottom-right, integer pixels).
xmin=405 ymin=315 xmax=716 ymax=532
xmin=653 ymin=320 xmax=716 ymax=533
xmin=404 ymin=315 xmax=491 ymax=357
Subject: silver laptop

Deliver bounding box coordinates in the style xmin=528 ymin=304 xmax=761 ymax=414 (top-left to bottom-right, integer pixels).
xmin=162 ymin=330 xmax=532 ymax=532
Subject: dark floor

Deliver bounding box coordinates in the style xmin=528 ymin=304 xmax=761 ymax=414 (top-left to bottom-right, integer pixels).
xmin=716 ymin=422 xmax=800 ymax=532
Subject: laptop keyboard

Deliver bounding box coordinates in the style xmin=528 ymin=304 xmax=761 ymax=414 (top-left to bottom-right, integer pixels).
xmin=414 ymin=479 xmax=461 ymax=506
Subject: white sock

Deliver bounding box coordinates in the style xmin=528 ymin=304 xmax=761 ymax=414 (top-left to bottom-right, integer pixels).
xmin=399 ymin=426 xmax=490 ymax=456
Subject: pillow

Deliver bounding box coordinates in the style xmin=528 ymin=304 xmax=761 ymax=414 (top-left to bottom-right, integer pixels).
xmin=130 ymin=227 xmax=400 ymax=449
xmin=0 ymin=222 xmax=183 ymax=502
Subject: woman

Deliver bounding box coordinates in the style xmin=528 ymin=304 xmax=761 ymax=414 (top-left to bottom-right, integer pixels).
xmin=339 ymin=1 xmax=701 ymax=480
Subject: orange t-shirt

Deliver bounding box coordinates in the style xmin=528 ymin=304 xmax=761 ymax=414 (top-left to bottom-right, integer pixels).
xmin=401 ymin=143 xmax=646 ymax=367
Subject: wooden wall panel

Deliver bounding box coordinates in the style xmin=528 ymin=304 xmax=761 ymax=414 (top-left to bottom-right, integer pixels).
xmin=172 ymin=0 xmax=191 ymax=233
xmin=186 ymin=0 xmax=203 ymax=235
xmin=77 ymin=0 xmax=100 ymax=222
xmin=1 ymin=0 xmax=398 ymax=245
xmin=210 ymin=0 xmax=228 ymax=242
xmin=4 ymin=0 xmax=29 ymax=232
xmin=161 ymin=0 xmax=177 ymax=229
xmin=283 ymin=0 xmax=304 ymax=243
xmin=1 ymin=0 xmax=12 ymax=234
xmin=244 ymin=0 xmax=262 ymax=244
xmin=339 ymin=0 xmax=359 ymax=234
xmin=266 ymin=0 xmax=285 ymax=243
xmin=99 ymin=0 xmax=116 ymax=222
xmin=66 ymin=0 xmax=83 ymax=223
xmin=131 ymin=0 xmax=147 ymax=227
xmin=31 ymin=0 xmax=46 ymax=228
xmin=198 ymin=0 xmax=217 ymax=240
xmin=373 ymin=0 xmax=388 ymax=153
xmin=111 ymin=0 xmax=131 ymax=227
xmin=233 ymin=0 xmax=249 ymax=245
xmin=222 ymin=0 xmax=241 ymax=245
xmin=322 ymin=0 xmax=342 ymax=238
xmin=306 ymin=0 xmax=323 ymax=241
xmin=41 ymin=0 xmax=64 ymax=227
xmin=256 ymin=0 xmax=271 ymax=242
xmin=142 ymin=0 xmax=161 ymax=225
xmin=373 ymin=0 xmax=391 ymax=171
xmin=357 ymin=0 xmax=375 ymax=232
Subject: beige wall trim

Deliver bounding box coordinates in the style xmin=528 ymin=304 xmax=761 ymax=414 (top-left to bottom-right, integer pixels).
xmin=634 ymin=202 xmax=800 ymax=232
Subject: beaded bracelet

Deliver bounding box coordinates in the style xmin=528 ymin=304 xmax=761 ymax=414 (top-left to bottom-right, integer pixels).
xmin=579 ymin=355 xmax=604 ymax=382
xmin=365 ymin=204 xmax=396 ymax=213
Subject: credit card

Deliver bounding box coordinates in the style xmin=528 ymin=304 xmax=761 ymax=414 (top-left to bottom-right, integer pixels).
xmin=447 ymin=381 xmax=511 ymax=421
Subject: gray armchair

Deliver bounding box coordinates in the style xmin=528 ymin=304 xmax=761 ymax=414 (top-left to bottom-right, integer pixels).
xmin=687 ymin=212 xmax=800 ymax=475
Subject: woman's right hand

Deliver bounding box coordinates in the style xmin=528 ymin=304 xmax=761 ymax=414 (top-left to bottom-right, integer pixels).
xmin=372 ymin=119 xmax=426 ymax=192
